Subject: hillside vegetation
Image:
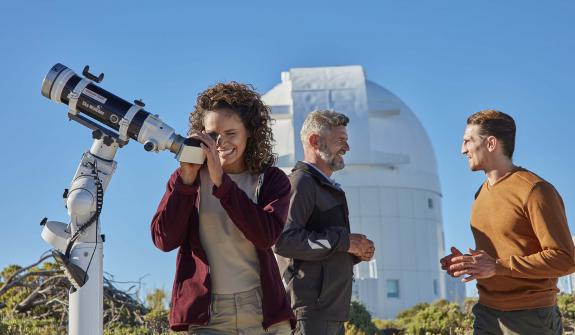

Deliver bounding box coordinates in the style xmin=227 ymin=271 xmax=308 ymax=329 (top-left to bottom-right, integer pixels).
xmin=2 ymin=255 xmax=575 ymax=335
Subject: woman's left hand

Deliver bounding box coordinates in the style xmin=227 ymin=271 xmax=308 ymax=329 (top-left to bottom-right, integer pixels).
xmin=198 ymin=131 xmax=224 ymax=187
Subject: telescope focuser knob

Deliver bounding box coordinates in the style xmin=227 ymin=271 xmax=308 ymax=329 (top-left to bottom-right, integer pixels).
xmin=103 ymin=135 xmax=114 ymax=146
xmin=134 ymin=99 xmax=145 ymax=107
xmin=92 ymin=129 xmax=103 ymax=140
xmin=82 ymin=65 xmax=104 ymax=83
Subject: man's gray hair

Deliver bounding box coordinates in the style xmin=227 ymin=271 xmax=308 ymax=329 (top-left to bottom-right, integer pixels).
xmin=300 ymin=110 xmax=350 ymax=144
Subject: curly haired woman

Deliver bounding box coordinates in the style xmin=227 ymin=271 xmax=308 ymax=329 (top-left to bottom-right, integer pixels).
xmin=151 ymin=82 xmax=295 ymax=334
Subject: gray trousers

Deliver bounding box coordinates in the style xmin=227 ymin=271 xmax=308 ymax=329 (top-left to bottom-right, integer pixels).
xmin=472 ymin=303 xmax=563 ymax=335
xmin=293 ymin=320 xmax=344 ymax=335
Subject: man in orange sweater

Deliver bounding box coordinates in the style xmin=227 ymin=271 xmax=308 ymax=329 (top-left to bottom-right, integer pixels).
xmin=441 ymin=110 xmax=575 ymax=335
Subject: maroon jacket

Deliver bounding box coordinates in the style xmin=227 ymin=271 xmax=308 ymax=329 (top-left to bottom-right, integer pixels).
xmin=150 ymin=167 xmax=295 ymax=331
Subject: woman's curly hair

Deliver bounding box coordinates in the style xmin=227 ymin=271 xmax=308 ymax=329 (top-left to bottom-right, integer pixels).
xmin=189 ymin=82 xmax=277 ymax=173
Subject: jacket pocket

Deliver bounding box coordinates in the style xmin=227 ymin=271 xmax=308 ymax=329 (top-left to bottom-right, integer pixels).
xmin=289 ymin=261 xmax=322 ymax=308
xmin=317 ymin=262 xmax=328 ymax=304
xmin=314 ymin=255 xmax=354 ymax=312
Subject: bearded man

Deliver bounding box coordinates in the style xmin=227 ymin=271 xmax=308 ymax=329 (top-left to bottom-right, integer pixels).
xmin=274 ymin=110 xmax=375 ymax=335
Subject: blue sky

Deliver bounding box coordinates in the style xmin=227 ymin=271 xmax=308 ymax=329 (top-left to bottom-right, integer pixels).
xmin=1 ymin=1 xmax=574 ymax=300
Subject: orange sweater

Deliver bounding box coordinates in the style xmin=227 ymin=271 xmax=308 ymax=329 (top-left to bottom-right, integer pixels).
xmin=471 ymin=168 xmax=575 ymax=311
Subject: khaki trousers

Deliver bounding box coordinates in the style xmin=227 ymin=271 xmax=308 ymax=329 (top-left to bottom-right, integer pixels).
xmin=472 ymin=303 xmax=563 ymax=335
xmin=188 ymin=287 xmax=291 ymax=335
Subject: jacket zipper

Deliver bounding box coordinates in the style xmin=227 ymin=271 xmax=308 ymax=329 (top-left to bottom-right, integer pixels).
xmin=205 ymin=265 xmax=212 ymax=325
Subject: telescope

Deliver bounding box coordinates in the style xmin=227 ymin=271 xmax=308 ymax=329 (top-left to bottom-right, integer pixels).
xmin=41 ymin=63 xmax=187 ymax=153
xmin=40 ymin=63 xmax=202 ymax=335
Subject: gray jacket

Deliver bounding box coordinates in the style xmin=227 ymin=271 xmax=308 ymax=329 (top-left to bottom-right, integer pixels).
xmin=274 ymin=161 xmax=354 ymax=321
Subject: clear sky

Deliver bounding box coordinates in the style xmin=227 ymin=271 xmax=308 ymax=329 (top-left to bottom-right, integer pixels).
xmin=1 ymin=1 xmax=573 ymax=300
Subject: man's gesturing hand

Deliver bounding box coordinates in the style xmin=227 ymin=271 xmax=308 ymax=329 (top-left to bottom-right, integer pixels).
xmin=440 ymin=246 xmax=463 ymax=277
xmin=348 ymin=234 xmax=375 ymax=261
xmin=449 ymin=248 xmax=497 ymax=282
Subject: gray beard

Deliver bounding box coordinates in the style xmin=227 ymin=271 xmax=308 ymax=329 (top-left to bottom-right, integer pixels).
xmin=319 ymin=144 xmax=345 ymax=172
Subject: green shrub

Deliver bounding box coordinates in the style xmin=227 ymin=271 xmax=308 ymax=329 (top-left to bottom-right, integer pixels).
xmin=347 ymin=300 xmax=381 ymax=334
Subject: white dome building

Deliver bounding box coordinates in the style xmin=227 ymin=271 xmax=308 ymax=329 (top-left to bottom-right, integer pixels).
xmin=263 ymin=65 xmax=460 ymax=319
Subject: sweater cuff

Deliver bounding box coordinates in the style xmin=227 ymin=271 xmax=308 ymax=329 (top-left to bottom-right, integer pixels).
xmin=495 ymin=257 xmax=512 ymax=276
xmin=174 ymin=173 xmax=199 ymax=195
xmin=212 ymin=173 xmax=233 ymax=199
xmin=337 ymin=231 xmax=350 ymax=252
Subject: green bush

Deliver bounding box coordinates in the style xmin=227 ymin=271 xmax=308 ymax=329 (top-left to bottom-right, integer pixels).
xmin=373 ymin=319 xmax=401 ymax=333
xmin=557 ymin=294 xmax=575 ymax=332
xmin=5 ymin=261 xmax=575 ymax=335
xmin=346 ymin=300 xmax=382 ymax=334
xmin=396 ymin=300 xmax=470 ymax=335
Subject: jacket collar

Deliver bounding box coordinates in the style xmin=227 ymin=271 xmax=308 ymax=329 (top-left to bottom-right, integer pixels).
xmin=293 ymin=161 xmax=342 ymax=191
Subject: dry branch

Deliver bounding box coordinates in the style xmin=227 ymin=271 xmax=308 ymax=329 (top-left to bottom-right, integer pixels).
xmin=0 ymin=252 xmax=150 ymax=329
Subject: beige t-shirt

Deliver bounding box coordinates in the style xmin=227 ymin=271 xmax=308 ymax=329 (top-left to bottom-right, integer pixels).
xmin=199 ymin=169 xmax=261 ymax=294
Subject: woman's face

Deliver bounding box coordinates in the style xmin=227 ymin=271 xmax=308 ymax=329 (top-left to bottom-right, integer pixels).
xmin=203 ymin=109 xmax=249 ymax=173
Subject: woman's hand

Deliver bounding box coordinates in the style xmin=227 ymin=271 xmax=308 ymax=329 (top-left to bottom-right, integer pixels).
xmin=179 ymin=161 xmax=202 ymax=185
xmin=179 ymin=133 xmax=208 ymax=185
xmin=197 ymin=131 xmax=224 ymax=187
xmin=179 ymin=135 xmax=203 ymax=184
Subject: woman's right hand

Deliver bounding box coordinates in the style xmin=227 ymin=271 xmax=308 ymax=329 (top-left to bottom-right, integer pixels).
xmin=179 ymin=133 xmax=207 ymax=184
xmin=179 ymin=161 xmax=202 ymax=185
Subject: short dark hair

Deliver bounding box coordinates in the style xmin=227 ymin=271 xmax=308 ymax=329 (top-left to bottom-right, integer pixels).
xmin=467 ymin=110 xmax=516 ymax=158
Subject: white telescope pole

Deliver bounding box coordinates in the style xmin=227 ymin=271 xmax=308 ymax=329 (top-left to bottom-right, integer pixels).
xmin=66 ymin=139 xmax=118 ymax=335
